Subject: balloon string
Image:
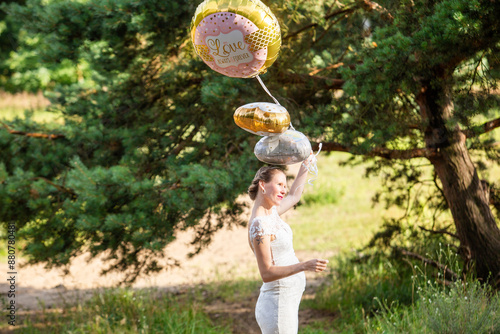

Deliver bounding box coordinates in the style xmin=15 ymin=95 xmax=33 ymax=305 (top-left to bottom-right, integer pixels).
xmin=256 ymin=75 xmax=281 ymax=106
xmin=290 ymin=142 xmax=322 ymax=196
xmin=302 ymin=143 xmax=322 ymax=186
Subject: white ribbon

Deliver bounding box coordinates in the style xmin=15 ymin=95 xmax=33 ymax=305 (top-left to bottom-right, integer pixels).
xmin=256 ymin=75 xmax=281 ymax=106
xmin=302 ymin=143 xmax=322 ymax=186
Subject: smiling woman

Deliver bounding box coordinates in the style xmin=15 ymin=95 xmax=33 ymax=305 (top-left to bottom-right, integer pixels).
xmin=246 ymin=161 xmax=329 ymax=334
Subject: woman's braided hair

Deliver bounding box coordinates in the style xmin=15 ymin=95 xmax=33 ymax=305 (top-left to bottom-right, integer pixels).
xmin=248 ymin=166 xmax=284 ymax=201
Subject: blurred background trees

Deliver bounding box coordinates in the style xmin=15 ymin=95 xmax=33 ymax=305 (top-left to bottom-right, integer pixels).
xmin=0 ymin=0 xmax=499 ymax=286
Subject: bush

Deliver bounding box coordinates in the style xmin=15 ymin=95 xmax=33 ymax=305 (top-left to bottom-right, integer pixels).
xmin=368 ymin=279 xmax=500 ymax=334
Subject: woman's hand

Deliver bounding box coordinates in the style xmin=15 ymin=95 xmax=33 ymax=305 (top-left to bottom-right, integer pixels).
xmin=301 ymin=152 xmax=315 ymax=169
xmin=303 ymin=259 xmax=329 ymax=272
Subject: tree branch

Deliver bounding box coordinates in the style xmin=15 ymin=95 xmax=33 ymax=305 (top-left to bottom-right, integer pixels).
xmin=283 ymin=7 xmax=356 ymax=40
xmin=311 ymin=15 xmax=346 ymax=46
xmin=359 ymin=0 xmax=394 ymax=22
xmin=418 ymin=225 xmax=459 ymax=239
xmin=1 ymin=121 xmax=65 ymax=140
xmin=276 ymin=72 xmax=345 ymax=90
xmin=396 ymin=247 xmax=459 ymax=281
xmin=462 ymin=117 xmax=500 ymax=138
xmin=32 ymin=177 xmax=77 ymax=198
xmin=309 ymin=62 xmax=345 ymax=76
xmin=313 ymin=142 xmax=439 ymax=160
xmin=171 ymin=125 xmax=200 ymax=156
xmin=433 ymin=171 xmax=447 ymax=202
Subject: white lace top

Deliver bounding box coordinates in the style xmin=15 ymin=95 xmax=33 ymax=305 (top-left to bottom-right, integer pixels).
xmin=249 ymin=206 xmax=302 ymax=268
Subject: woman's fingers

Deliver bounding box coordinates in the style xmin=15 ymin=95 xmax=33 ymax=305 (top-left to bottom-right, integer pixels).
xmin=315 ymin=259 xmax=329 ymax=272
xmin=302 ymin=152 xmax=314 ymax=167
xmin=306 ymin=259 xmax=329 ymax=272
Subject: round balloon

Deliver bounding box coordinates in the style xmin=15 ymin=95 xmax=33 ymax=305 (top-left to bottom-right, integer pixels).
xmin=254 ymin=129 xmax=312 ymax=165
xmin=190 ymin=0 xmax=281 ymax=78
xmin=234 ymin=102 xmax=290 ymax=136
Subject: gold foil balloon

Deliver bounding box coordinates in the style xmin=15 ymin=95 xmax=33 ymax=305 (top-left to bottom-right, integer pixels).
xmin=234 ymin=102 xmax=290 ymax=136
xmin=191 ymin=0 xmax=281 ymax=78
xmin=254 ymin=129 xmax=313 ymax=165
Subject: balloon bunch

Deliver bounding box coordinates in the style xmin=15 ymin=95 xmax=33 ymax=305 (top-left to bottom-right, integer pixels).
xmin=191 ymin=0 xmax=320 ymax=179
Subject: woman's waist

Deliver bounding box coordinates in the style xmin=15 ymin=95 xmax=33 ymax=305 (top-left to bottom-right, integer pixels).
xmin=273 ymin=253 xmax=300 ymax=266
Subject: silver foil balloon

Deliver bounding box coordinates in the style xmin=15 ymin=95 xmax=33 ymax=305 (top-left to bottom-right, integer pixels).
xmin=254 ymin=129 xmax=312 ymax=165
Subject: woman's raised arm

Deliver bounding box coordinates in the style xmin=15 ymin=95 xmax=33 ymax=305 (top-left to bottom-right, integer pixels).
xmin=277 ymin=154 xmax=314 ymax=215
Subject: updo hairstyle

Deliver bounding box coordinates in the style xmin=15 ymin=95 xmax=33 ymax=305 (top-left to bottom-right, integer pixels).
xmin=248 ymin=166 xmax=284 ymax=201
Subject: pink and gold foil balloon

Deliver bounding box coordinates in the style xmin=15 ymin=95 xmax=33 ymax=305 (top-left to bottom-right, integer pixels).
xmin=254 ymin=129 xmax=312 ymax=165
xmin=191 ymin=0 xmax=281 ymax=78
xmin=234 ymin=102 xmax=290 ymax=136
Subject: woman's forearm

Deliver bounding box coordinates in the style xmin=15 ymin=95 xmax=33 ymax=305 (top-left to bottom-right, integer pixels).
xmin=287 ymin=164 xmax=309 ymax=200
xmin=259 ymin=257 xmax=328 ymax=283
xmin=259 ymin=262 xmax=305 ymax=283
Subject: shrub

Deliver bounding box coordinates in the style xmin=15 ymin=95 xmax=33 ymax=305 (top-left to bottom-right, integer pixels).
xmin=368 ymin=279 xmax=500 ymax=334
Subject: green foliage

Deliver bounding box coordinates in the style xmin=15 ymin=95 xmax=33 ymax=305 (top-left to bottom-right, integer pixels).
xmin=0 ymin=0 xmax=89 ymax=92
xmin=15 ymin=288 xmax=230 ymax=333
xmin=367 ymin=278 xmax=500 ymax=334
xmin=290 ymin=152 xmax=404 ymax=253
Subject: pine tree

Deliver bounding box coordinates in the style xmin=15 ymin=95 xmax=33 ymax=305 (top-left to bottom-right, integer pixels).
xmin=1 ymin=0 xmax=499 ymax=286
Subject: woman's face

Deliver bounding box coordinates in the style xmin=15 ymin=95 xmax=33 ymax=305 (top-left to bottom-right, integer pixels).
xmin=261 ymin=171 xmax=287 ymax=205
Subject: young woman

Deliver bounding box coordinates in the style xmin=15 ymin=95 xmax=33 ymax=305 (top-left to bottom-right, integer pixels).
xmin=247 ymin=159 xmax=329 ymax=334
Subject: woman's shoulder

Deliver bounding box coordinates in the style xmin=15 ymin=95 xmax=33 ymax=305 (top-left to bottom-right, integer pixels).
xmin=249 ymin=209 xmax=281 ymax=237
xmin=249 ymin=215 xmax=266 ymax=229
xmin=249 ymin=207 xmax=278 ymax=225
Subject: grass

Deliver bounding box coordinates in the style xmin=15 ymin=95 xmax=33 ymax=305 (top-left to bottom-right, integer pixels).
xmin=307 ymin=253 xmax=414 ymax=333
xmin=290 ymin=152 xmax=403 ymax=253
xmin=9 ymin=288 xmax=231 ymax=334
xmin=0 ymin=107 xmax=61 ymax=123
xmin=197 ymin=278 xmax=262 ymax=304
xmin=367 ymin=279 xmax=500 ymax=334
xmin=0 ymin=90 xmax=59 ymax=123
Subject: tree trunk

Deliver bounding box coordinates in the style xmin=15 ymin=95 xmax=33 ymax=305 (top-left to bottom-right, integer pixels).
xmin=418 ymin=81 xmax=500 ymax=287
